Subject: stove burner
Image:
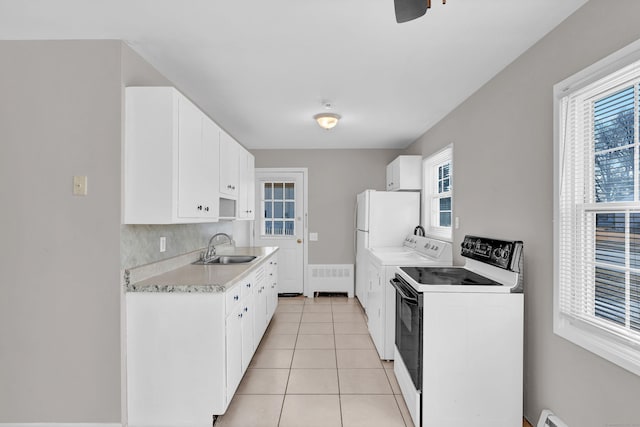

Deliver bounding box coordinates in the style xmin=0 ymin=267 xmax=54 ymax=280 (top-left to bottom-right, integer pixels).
xmin=400 ymin=266 xmax=501 ymax=286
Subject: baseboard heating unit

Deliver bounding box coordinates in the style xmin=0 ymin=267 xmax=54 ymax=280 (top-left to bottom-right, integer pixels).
xmin=308 ymin=264 xmax=354 ymax=297
xmin=538 ymin=409 xmax=569 ymax=427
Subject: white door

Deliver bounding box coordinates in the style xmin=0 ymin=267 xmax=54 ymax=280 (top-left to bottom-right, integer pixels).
xmin=254 ymin=170 xmax=306 ymax=295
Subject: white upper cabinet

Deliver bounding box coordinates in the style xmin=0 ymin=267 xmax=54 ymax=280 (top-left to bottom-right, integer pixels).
xmin=124 ymin=87 xmax=220 ymax=224
xmin=237 ymin=146 xmax=255 ymax=220
xmin=219 ymin=131 xmax=240 ymax=199
xmin=386 ymin=155 xmax=422 ymax=191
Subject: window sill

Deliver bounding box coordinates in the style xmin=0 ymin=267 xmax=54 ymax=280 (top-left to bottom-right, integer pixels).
xmin=426 ymin=227 xmax=452 ymax=241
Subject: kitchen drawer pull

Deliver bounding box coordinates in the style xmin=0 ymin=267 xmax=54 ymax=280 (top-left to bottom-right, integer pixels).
xmin=234 ymin=295 xmax=239 ymax=301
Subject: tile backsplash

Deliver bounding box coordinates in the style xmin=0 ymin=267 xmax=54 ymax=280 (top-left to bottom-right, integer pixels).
xmin=120 ymin=222 xmax=233 ymax=270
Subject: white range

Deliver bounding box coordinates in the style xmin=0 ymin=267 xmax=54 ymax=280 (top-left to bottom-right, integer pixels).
xmin=366 ymin=234 xmax=452 ymax=360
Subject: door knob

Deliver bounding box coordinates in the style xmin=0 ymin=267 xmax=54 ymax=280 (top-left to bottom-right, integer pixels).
xmin=297 ymin=239 xmax=302 ymax=244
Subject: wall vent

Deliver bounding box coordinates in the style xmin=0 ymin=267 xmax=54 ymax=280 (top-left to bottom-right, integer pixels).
xmin=308 ymin=264 xmax=354 ymax=298
xmin=538 ymin=409 xmax=568 ymax=427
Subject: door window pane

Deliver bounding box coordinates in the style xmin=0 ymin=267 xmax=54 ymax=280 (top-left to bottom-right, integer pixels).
xmin=265 ymin=201 xmax=273 ymax=219
xmin=262 ymin=181 xmax=296 ymax=236
xmin=274 ymin=202 xmax=283 ymax=219
xmin=285 ymin=221 xmax=294 ymax=235
xmin=274 ymin=183 xmax=284 ymax=200
xmin=285 ymin=183 xmax=295 ymax=199
xmin=274 ymin=221 xmax=283 ymax=235
xmin=285 ymin=202 xmax=294 ymax=219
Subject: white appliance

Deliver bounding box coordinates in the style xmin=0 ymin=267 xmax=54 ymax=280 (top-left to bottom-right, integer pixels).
xmin=392 ymin=235 xmax=524 ymax=427
xmin=367 ymin=235 xmax=452 ymax=360
xmin=538 ymin=410 xmax=568 ymax=427
xmin=355 ymin=190 xmax=419 ymax=311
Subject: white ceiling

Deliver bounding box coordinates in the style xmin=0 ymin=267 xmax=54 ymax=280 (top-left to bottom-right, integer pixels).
xmin=0 ymin=0 xmax=587 ymax=150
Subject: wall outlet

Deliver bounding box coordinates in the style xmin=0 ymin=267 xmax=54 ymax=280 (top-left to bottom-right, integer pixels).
xmin=160 ymin=237 xmax=166 ymax=253
xmin=309 ymin=232 xmax=318 ymax=241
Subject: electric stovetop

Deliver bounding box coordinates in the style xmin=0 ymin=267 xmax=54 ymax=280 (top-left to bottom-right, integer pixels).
xmin=399 ymin=266 xmax=501 ymax=286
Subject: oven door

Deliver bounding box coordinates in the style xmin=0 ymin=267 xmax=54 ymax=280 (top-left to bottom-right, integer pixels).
xmin=390 ymin=274 xmax=423 ymax=391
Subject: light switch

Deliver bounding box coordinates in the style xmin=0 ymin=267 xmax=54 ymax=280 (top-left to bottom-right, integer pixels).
xmin=455 ymin=217 xmax=460 ymax=229
xmin=160 ymin=237 xmax=166 ymax=253
xmin=73 ymin=176 xmax=88 ymax=196
xmin=309 ymin=232 xmax=318 ymax=241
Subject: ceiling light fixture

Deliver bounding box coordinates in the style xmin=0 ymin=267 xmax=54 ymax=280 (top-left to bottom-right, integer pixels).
xmin=314 ymin=112 xmax=341 ymax=130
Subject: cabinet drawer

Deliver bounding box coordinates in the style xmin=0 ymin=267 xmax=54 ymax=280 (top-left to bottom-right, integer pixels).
xmin=226 ymin=283 xmax=242 ymax=315
xmin=240 ymin=273 xmax=254 ymax=300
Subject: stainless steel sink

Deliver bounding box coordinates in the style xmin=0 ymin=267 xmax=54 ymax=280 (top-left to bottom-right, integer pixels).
xmin=193 ymin=255 xmax=257 ymax=265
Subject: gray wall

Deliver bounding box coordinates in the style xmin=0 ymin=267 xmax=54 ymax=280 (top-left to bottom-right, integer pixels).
xmin=402 ymin=1 xmax=640 ymax=425
xmin=0 ymin=40 xmax=234 ymax=423
xmin=0 ymin=40 xmax=122 ymax=422
xmin=252 ymin=149 xmax=400 ymax=264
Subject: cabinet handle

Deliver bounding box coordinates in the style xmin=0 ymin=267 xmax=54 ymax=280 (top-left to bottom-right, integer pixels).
xmin=205 ymin=206 xmax=209 ymax=212
xmin=234 ymin=295 xmax=239 ymax=300
xmin=246 ymin=283 xmax=251 ymax=288
xmin=238 ymin=313 xmax=243 ymax=318
xmin=197 ymin=205 xmax=203 ymax=210
xmin=244 ymin=307 xmax=248 ymax=312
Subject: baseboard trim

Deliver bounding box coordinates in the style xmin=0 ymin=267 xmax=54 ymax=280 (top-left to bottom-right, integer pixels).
xmin=0 ymin=424 xmax=121 ymax=427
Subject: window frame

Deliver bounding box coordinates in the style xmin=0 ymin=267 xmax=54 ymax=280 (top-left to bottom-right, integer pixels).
xmin=554 ymin=38 xmax=640 ymax=377
xmin=422 ymin=145 xmax=453 ymax=240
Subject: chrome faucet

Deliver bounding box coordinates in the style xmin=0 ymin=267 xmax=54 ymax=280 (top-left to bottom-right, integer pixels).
xmin=203 ymin=233 xmax=234 ymax=262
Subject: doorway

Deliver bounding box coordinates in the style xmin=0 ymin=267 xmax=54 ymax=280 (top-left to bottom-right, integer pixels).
xmin=253 ymin=168 xmax=308 ymax=295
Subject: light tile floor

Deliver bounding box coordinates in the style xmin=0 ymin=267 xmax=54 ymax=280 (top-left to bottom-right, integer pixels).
xmin=215 ymin=295 xmax=414 ymax=427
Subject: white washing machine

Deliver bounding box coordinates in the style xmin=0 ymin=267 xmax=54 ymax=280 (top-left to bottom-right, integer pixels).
xmin=366 ymin=234 xmax=452 ymax=360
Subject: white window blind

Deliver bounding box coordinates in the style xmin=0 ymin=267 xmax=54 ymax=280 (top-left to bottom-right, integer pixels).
xmin=555 ymin=48 xmax=640 ymax=375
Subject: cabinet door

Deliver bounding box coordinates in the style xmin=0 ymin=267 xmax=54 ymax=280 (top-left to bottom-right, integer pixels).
xmin=177 ymin=96 xmax=204 ymax=218
xmin=386 ymin=162 xmax=395 ymax=191
xmin=237 ymin=148 xmax=255 ymax=220
xmin=225 ymin=306 xmax=243 ymax=402
xmin=367 ymin=262 xmax=383 ymax=357
xmin=200 ymin=118 xmax=220 ymax=218
xmin=241 ymin=302 xmax=254 ymax=372
xmin=219 ymin=131 xmax=239 ymax=198
xmin=266 ymin=256 xmax=278 ymax=320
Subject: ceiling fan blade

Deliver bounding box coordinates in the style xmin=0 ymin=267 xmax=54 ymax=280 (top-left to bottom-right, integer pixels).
xmin=394 ymin=0 xmax=429 ymax=23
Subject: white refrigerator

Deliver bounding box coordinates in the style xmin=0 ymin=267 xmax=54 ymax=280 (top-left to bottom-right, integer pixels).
xmin=355 ymin=190 xmax=420 ymax=311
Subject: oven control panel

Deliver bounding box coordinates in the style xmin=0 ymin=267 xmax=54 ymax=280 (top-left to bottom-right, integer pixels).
xmin=461 ymin=235 xmax=523 ymax=271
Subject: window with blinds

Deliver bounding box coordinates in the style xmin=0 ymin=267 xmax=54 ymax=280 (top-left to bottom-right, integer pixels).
xmin=555 ymin=45 xmax=640 ymax=376
xmin=423 ymin=145 xmax=453 ymax=240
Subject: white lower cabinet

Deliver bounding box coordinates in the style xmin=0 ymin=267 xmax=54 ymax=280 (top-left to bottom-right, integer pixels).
xmin=225 ymin=303 xmax=243 ymax=403
xmin=367 ymin=258 xmax=396 ymax=360
xmin=266 ymin=255 xmax=278 ymax=319
xmin=126 ymin=255 xmax=279 ymax=427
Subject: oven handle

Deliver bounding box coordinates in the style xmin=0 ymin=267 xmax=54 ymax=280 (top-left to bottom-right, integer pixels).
xmin=390 ymin=278 xmax=418 ymax=305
